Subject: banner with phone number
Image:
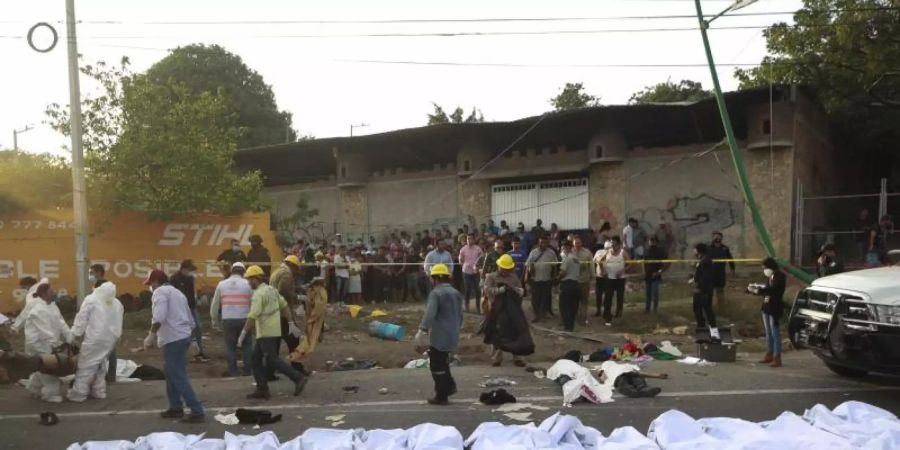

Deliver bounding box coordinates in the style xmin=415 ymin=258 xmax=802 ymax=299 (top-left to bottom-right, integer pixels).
xmin=0 ymin=209 xmax=278 ymax=313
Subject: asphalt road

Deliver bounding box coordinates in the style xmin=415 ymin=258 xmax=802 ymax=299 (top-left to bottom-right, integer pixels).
xmin=1 ymin=351 xmax=899 ymax=449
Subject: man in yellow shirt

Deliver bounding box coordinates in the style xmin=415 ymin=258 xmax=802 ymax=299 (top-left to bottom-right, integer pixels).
xmin=240 ymin=265 xmax=308 ymax=400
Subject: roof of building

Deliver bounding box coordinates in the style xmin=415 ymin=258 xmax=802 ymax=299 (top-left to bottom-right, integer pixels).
xmin=811 ymin=266 xmax=900 ymax=305
xmin=236 ymin=85 xmax=795 ymax=186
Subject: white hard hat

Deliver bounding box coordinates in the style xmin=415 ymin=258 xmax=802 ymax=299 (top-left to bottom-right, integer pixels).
xmin=231 ymin=261 xmax=246 ymax=269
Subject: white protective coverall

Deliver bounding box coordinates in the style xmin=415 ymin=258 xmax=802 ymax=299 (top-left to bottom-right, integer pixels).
xmin=22 ymin=297 xmax=72 ymax=402
xmin=10 ymin=278 xmax=49 ymax=334
xmin=68 ymin=281 xmax=124 ymax=402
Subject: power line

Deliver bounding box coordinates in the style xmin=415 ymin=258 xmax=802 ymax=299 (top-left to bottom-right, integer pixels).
xmin=1 ymin=6 xmax=894 ymax=26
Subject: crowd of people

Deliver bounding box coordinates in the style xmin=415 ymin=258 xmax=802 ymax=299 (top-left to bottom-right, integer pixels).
xmin=1 ymin=216 xmax=814 ymax=415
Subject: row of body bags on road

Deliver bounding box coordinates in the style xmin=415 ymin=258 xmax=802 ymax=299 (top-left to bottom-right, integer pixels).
xmin=67 ymin=400 xmax=899 ymax=450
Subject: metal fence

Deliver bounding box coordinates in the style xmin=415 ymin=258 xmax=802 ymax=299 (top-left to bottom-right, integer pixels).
xmin=795 ymin=178 xmax=898 ymax=268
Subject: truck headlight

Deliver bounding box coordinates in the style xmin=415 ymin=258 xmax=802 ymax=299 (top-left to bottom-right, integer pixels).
xmin=873 ymin=305 xmax=900 ymax=325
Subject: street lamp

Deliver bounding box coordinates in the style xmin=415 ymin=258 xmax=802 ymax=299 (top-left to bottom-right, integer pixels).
xmin=693 ymin=0 xmax=813 ymax=283
xmin=350 ymin=123 xmax=369 ymax=137
xmin=13 ymin=125 xmax=33 ymax=151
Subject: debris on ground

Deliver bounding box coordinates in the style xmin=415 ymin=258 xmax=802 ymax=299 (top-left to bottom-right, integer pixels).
xmin=677 ymin=356 xmax=716 ymax=367
xmin=39 ymin=412 xmax=59 ymax=426
xmin=342 ymin=386 xmax=360 ymax=393
xmin=369 ymin=308 xmax=388 ymax=319
xmin=492 ymin=402 xmax=550 ymax=413
xmin=325 ymin=414 xmax=346 ymax=427
xmin=504 ymin=412 xmax=532 ymax=422
xmin=327 ymin=358 xmax=379 ymax=372
xmin=672 ymin=325 xmax=689 ymax=335
xmin=369 ymin=320 xmax=406 ymax=341
xmin=214 ymin=413 xmax=239 ymax=426
xmin=659 ymin=340 xmax=683 ymax=357
xmin=533 ymin=370 xmax=545 ymax=379
xmin=404 ymin=358 xmax=429 ymax=369
xmin=379 ymin=388 xmax=389 ymax=395
xmin=479 ymin=377 xmax=517 ymax=388
xmin=530 ymin=325 xmax=605 ymax=343
xmin=479 ymin=388 xmax=516 ymax=405
xmin=236 ymin=408 xmax=282 ymax=425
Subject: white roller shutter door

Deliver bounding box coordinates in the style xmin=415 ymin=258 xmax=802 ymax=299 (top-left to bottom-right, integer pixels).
xmin=491 ymin=178 xmax=588 ymax=230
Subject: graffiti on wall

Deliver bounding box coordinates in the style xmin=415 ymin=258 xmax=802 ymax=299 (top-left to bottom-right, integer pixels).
xmin=628 ymin=194 xmax=743 ymax=259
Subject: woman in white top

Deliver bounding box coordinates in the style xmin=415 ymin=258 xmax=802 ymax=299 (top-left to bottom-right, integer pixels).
xmin=592 ymin=239 xmax=612 ymax=317
xmin=598 ymin=236 xmax=629 ymax=326
xmin=348 ymin=251 xmax=363 ymax=305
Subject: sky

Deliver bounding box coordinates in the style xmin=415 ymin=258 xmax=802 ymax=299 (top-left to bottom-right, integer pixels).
xmin=0 ymin=0 xmax=804 ymax=155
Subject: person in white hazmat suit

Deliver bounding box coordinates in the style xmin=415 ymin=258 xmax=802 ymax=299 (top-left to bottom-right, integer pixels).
xmin=21 ymin=282 xmax=72 ymax=402
xmin=10 ymin=278 xmax=49 ymax=334
xmin=68 ymin=281 xmax=124 ymax=402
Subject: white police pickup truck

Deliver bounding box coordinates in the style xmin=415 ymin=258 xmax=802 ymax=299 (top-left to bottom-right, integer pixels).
xmin=788 ymin=252 xmax=900 ymax=377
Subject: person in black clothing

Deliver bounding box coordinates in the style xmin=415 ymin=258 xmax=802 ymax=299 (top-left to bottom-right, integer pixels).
xmin=708 ymin=232 xmax=735 ymax=309
xmin=246 ymin=235 xmax=272 ymax=278
xmin=170 ymin=259 xmax=209 ymax=362
xmin=691 ymin=243 xmax=720 ymax=341
xmin=816 ymin=243 xmax=845 ymax=277
xmin=643 ymin=236 xmax=669 ymax=313
xmin=217 ymin=239 xmax=247 ymax=278
xmin=749 ymin=257 xmax=786 ymax=368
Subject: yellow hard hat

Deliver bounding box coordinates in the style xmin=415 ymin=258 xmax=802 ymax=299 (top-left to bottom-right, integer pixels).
xmin=284 ymin=255 xmax=301 ymax=266
xmin=245 ymin=265 xmax=266 ymax=278
xmin=497 ymin=254 xmax=515 ymax=270
xmin=430 ymin=263 xmax=451 ymax=277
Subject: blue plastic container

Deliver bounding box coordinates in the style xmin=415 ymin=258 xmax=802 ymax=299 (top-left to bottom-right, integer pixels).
xmin=369 ymin=320 xmax=406 ymax=341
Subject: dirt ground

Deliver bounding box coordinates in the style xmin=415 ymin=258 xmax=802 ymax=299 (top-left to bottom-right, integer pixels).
xmin=5 ymin=273 xmax=794 ymax=380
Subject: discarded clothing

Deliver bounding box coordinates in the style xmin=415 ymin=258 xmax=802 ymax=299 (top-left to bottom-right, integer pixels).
xmin=546 ymin=359 xmax=614 ymax=405
xmin=236 ymin=408 xmax=282 ymax=425
xmin=659 ymin=340 xmax=683 ymax=357
xmin=478 ymin=377 xmax=517 ymax=388
xmin=560 ymin=350 xmax=582 ymax=363
xmin=647 ymin=351 xmax=679 ymax=361
xmin=214 ymin=413 xmax=240 ymax=426
xmin=331 ymin=359 xmax=378 ymax=371
xmin=676 ymin=356 xmax=716 ymax=366
xmin=588 ymin=347 xmax=615 ymax=362
xmin=479 ymin=388 xmax=517 ymax=405
xmin=130 ymin=364 xmax=165 ymax=380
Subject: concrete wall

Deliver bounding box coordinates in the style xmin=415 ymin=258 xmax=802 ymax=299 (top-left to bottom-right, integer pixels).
xmin=367 ymin=175 xmax=461 ymax=237
xmin=267 ymin=183 xmax=339 ymax=243
xmin=620 ymin=144 xmax=747 ymax=259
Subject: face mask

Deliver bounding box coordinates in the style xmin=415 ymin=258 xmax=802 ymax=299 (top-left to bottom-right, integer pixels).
xmin=764 ymin=268 xmax=774 ymax=278
xmin=88 ymin=274 xmax=97 ymax=283
xmin=188 ymin=271 xmax=196 ymax=278
xmin=232 ymin=245 xmax=241 ymax=252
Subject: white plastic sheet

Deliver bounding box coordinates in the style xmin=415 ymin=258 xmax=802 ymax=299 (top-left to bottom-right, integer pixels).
xmin=546 ymin=359 xmax=614 ymax=405
xmin=65 ymin=401 xmax=900 ymax=450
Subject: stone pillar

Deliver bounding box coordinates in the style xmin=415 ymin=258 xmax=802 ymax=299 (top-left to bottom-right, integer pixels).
xmin=743 ymin=146 xmax=794 ymax=258
xmin=589 ymin=162 xmax=626 ymax=232
xmin=339 ymin=187 xmax=368 ymax=240
xmin=457 ymin=179 xmax=491 ymax=227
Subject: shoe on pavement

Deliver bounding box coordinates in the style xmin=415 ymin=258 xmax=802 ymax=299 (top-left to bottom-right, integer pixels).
xmin=513 ymin=360 xmax=526 ymax=367
xmin=491 ymin=362 xmax=501 ymax=367
xmin=294 ymin=377 xmax=309 ymax=396
xmin=180 ymin=413 xmax=205 ymax=424
xmin=160 ymin=409 xmax=184 ymax=419
xmin=246 ymin=391 xmax=271 ymax=400
xmin=427 ymin=397 xmax=449 ymax=406
xmin=642 ymin=387 xmax=662 ymax=398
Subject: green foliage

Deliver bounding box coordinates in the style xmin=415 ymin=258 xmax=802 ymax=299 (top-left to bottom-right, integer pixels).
xmin=46 ymin=57 xmax=264 ymax=219
xmin=550 ymin=82 xmax=600 ymax=111
xmin=629 ymin=79 xmax=711 ymax=104
xmin=0 ymin=151 xmax=72 ymax=214
xmin=734 ymin=0 xmax=900 ymax=169
xmin=427 ymin=103 xmax=484 ymax=125
xmin=144 ymin=44 xmax=295 ymax=148
xmin=273 ymin=195 xmax=320 ymax=250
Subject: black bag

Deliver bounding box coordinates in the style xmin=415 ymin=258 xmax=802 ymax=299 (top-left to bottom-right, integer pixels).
xmin=484 ymin=290 xmax=535 ymax=356
xmin=479 ymin=388 xmax=517 ymax=405
xmin=236 ymin=408 xmax=283 ymax=425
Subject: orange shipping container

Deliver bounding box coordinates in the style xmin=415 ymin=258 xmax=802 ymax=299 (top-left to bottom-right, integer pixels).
xmin=0 ymin=209 xmax=279 ymax=313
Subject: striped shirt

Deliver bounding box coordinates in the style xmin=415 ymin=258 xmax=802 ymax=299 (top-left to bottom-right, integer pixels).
xmin=210 ymin=275 xmax=253 ymax=322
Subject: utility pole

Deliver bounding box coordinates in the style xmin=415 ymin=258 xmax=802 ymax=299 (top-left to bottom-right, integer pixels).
xmin=66 ymin=0 xmax=90 ymax=303
xmin=693 ymin=0 xmax=813 ymax=283
xmin=350 ymin=122 xmax=369 ymax=137
xmin=13 ymin=125 xmax=33 ymax=151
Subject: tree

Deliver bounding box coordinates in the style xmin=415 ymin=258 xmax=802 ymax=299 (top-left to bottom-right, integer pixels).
xmin=550 ymin=82 xmax=600 ymax=111
xmin=46 ymin=58 xmax=264 ymax=219
xmin=0 ymin=151 xmax=71 ymax=214
xmin=144 ymin=44 xmax=296 ymax=148
xmin=734 ymin=0 xmax=900 ymax=175
xmin=427 ymin=103 xmax=484 ymax=125
xmin=629 ymin=79 xmax=711 ymax=104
